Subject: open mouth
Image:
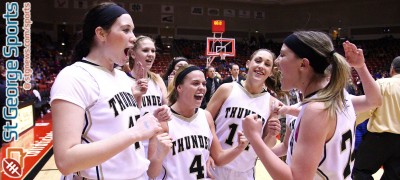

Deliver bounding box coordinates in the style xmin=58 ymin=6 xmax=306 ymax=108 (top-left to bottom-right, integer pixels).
xmin=124 ymin=48 xmax=133 ymax=58
xmin=194 ymin=94 xmax=204 ymax=101
xmin=254 ymin=70 xmax=265 ymax=76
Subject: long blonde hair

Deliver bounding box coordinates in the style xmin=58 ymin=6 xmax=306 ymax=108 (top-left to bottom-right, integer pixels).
xmin=129 ymin=35 xmax=158 ymax=81
xmin=295 ymin=31 xmax=350 ymax=117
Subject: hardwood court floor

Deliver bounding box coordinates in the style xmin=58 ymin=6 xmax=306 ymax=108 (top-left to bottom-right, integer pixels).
xmin=35 ymin=155 xmax=383 ymax=179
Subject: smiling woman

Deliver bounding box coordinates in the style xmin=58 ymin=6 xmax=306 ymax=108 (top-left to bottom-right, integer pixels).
xmin=205 ymin=49 xmax=282 ymax=180
xmin=147 ymin=65 xmax=249 ymax=179
xmin=126 ymin=35 xmax=170 ymax=160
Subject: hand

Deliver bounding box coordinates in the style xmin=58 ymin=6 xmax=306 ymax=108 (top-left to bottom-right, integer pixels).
xmin=242 ymin=114 xmax=263 ymax=142
xmin=155 ymin=133 xmax=172 ymax=159
xmin=131 ymin=62 xmax=148 ymax=99
xmin=343 ymin=41 xmax=366 ymax=69
xmin=272 ymin=100 xmax=284 ymax=115
xmin=133 ymin=113 xmax=162 ymax=141
xmin=267 ymin=118 xmax=281 ymax=137
xmin=206 ymin=156 xmax=216 ymax=179
xmin=153 ymin=105 xmax=172 ymax=122
xmin=236 ymin=131 xmax=249 ymax=150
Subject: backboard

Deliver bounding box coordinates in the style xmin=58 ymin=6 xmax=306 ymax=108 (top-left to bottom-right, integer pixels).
xmin=206 ymin=37 xmax=236 ymax=58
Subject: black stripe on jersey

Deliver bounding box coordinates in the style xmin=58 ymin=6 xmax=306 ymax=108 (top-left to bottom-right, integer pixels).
xmin=82 ymin=137 xmax=90 ymax=143
xmin=317 ymin=168 xmax=329 ymax=180
xmin=96 ymin=166 xmax=101 ymax=180
xmin=82 ymin=113 xmax=89 ymax=135
xmin=162 ymin=165 xmax=167 ymax=180
xmin=79 ymin=59 xmax=100 ymax=66
xmin=318 ymin=144 xmax=327 ymax=166
xmin=171 ymin=107 xmax=198 ymax=115
xmin=237 ymin=81 xmax=268 ymax=94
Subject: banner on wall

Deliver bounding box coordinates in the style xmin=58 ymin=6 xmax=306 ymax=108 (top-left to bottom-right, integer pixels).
xmin=130 ymin=3 xmax=143 ymax=12
xmin=238 ymin=10 xmax=250 ymax=18
xmin=54 ymin=0 xmax=68 ymax=8
xmin=223 ymin=9 xmax=235 ymax=17
xmin=161 ymin=15 xmax=174 ymax=23
xmin=208 ymin=8 xmax=219 ymax=16
xmin=162 ymin=5 xmax=174 ymax=13
xmin=254 ymin=11 xmax=265 ymax=19
xmin=73 ymin=0 xmax=88 ymax=9
xmin=191 ymin=7 xmax=203 ymax=15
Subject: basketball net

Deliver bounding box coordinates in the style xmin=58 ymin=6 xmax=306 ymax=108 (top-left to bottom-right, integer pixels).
xmin=206 ymin=52 xmax=226 ymax=67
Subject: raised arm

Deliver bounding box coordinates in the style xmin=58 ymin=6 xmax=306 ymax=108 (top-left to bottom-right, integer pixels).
xmin=52 ymin=100 xmax=161 ymax=175
xmin=343 ymin=41 xmax=382 ymax=113
xmin=205 ymin=110 xmax=248 ymax=166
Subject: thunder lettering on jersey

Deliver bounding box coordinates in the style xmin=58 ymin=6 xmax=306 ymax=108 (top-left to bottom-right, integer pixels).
xmin=161 ymin=108 xmax=213 ymax=180
xmin=224 ymin=107 xmax=266 ymax=124
xmin=130 ymin=76 xmax=163 ymax=116
xmin=109 ymin=91 xmax=138 ymax=117
xmin=51 ymin=60 xmax=149 ymax=179
xmin=286 ymin=91 xmax=356 ymax=180
xmin=214 ymin=82 xmax=271 ymax=172
xmin=171 ymin=135 xmax=211 ymax=155
xmin=142 ymin=95 xmax=162 ymax=107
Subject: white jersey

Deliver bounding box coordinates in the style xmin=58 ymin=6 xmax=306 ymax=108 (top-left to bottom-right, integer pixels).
xmin=51 ymin=60 xmax=149 ymax=179
xmin=130 ymin=75 xmax=164 ymax=159
xmin=214 ymin=82 xmax=271 ymax=172
xmin=285 ymin=102 xmax=301 ymax=136
xmin=131 ymin=76 xmax=163 ymax=116
xmin=286 ymin=91 xmax=356 ymax=180
xmin=161 ymin=108 xmax=213 ymax=180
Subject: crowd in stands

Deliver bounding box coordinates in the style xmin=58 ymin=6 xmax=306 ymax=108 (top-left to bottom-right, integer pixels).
xmin=1 ymin=31 xmax=399 ymax=120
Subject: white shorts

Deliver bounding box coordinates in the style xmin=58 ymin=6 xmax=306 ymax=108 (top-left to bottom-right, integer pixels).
xmin=213 ymin=166 xmax=254 ymax=180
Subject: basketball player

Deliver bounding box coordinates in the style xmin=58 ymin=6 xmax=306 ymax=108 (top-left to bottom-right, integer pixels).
xmin=162 ymin=56 xmax=189 ymax=87
xmin=205 ymin=49 xmax=281 ymax=180
xmin=50 ymin=3 xmax=167 ymax=179
xmin=147 ymin=65 xmax=249 ymax=179
xmin=127 ymin=35 xmax=170 ymax=160
xmin=243 ymin=31 xmax=382 ymax=179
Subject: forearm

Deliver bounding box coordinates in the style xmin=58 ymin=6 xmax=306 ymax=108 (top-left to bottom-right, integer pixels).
xmin=134 ymin=95 xmax=143 ymax=108
xmin=55 ymin=129 xmax=143 ymax=175
xmin=355 ymin=65 xmax=382 ymax=106
xmin=263 ymin=134 xmax=277 ymax=148
xmin=250 ymin=137 xmax=293 ymax=180
xmin=271 ymin=143 xmax=288 ymax=157
xmin=211 ymin=146 xmax=244 ymax=166
xmin=147 ymin=157 xmax=164 ymax=178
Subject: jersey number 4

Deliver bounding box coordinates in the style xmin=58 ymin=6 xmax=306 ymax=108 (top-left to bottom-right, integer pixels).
xmin=190 ymin=155 xmax=205 ymax=179
xmin=129 ymin=115 xmax=141 ymax=149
